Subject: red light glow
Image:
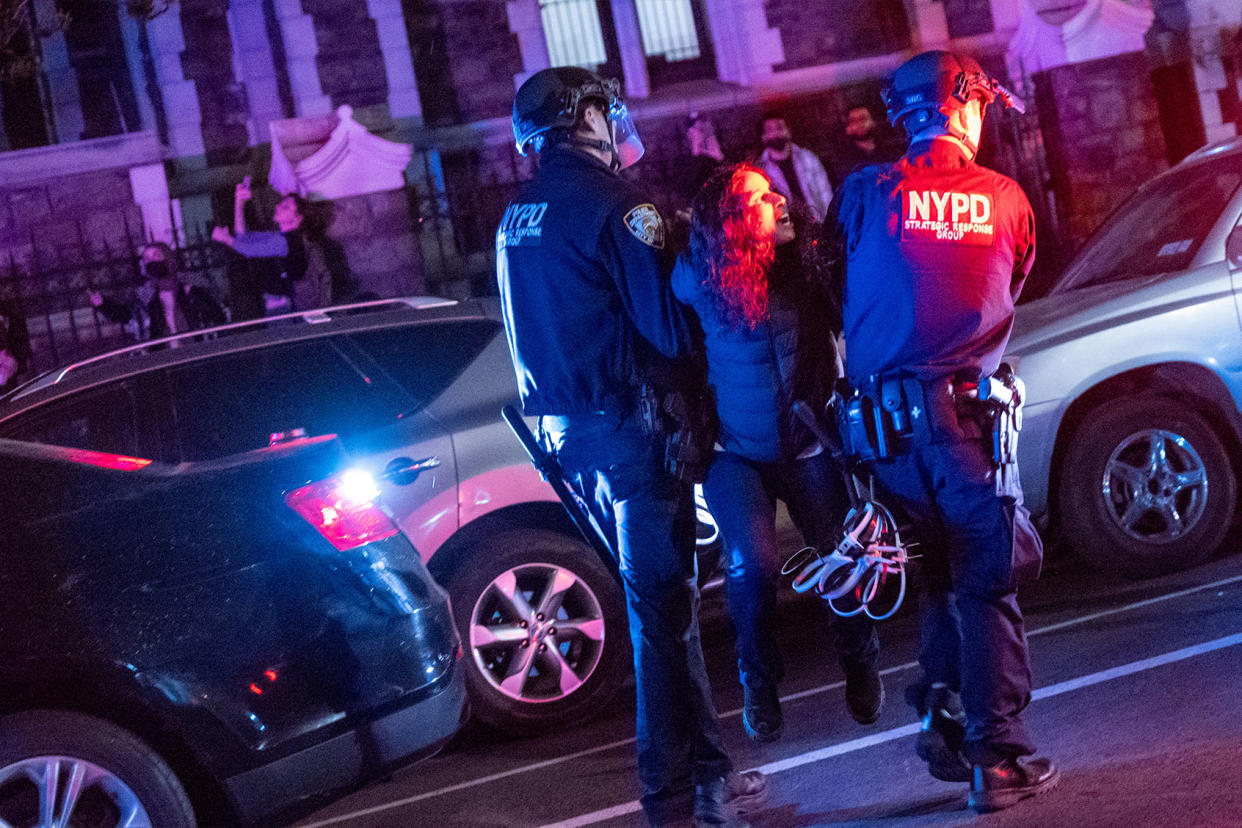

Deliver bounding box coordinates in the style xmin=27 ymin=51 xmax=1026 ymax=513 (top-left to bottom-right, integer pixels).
xmin=284 ymin=470 xmax=400 ymax=551
xmin=264 ymin=669 xmax=278 ymax=682
xmin=248 ymin=683 xmax=263 ymax=695
xmin=63 ymin=448 xmax=153 ymax=471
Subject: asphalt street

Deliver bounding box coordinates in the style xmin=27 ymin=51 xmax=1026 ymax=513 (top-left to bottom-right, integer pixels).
xmin=293 ymin=530 xmax=1242 ymax=828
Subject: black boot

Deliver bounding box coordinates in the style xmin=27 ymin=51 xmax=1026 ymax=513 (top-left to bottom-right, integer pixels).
xmin=914 ymin=684 xmax=971 ymax=782
xmin=741 ymin=683 xmax=783 ymax=743
xmin=844 ymin=660 xmax=885 ymax=725
xmin=968 ymin=756 xmax=1060 ymax=812
xmin=694 ymin=770 xmax=769 ymax=827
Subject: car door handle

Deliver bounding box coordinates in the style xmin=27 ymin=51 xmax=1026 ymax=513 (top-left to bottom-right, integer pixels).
xmin=382 ymin=455 xmax=441 ymax=485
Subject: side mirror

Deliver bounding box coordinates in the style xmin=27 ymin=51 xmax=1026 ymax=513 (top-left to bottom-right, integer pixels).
xmin=1228 ymin=224 xmax=1242 ymax=270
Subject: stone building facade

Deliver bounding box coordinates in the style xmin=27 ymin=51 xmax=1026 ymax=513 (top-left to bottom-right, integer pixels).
xmin=0 ymin=0 xmax=1237 ymax=319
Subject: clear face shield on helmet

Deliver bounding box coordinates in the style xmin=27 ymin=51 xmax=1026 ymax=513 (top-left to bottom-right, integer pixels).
xmin=584 ymin=77 xmax=643 ymax=170
xmin=607 ymin=96 xmax=645 ymax=169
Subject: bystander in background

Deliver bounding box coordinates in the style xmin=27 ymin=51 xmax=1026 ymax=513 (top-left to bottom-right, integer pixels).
xmin=89 ymin=242 xmax=226 ymax=342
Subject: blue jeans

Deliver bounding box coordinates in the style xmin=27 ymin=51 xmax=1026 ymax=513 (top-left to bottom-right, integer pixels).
xmin=873 ymin=437 xmax=1041 ymax=766
xmin=546 ymin=413 xmax=731 ymax=824
xmin=703 ymin=449 xmax=880 ymax=694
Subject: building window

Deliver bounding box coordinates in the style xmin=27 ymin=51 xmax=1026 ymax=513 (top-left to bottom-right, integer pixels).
xmin=638 ymin=0 xmax=713 ymax=86
xmin=539 ymin=0 xmax=613 ymax=70
xmin=634 ymin=0 xmax=699 ymax=61
xmin=60 ymin=0 xmax=143 ymax=139
xmin=538 ymin=0 xmax=713 ymax=87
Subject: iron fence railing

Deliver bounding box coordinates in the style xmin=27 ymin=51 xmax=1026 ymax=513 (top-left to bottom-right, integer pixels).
xmin=0 ymin=222 xmax=231 ymax=383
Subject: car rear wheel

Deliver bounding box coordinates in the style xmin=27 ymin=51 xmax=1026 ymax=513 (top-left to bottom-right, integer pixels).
xmin=1059 ymin=396 xmax=1235 ymax=578
xmin=444 ymin=529 xmax=629 ymax=735
xmin=0 ymin=711 xmax=196 ymax=828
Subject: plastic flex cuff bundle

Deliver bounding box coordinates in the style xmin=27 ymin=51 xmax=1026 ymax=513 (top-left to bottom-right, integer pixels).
xmin=782 ymin=499 xmax=910 ymax=620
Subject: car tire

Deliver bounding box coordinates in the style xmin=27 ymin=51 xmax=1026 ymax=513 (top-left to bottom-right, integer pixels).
xmin=0 ymin=710 xmax=197 ymax=828
xmin=444 ymin=529 xmax=629 ymax=736
xmin=1059 ymin=396 xmax=1235 ymax=578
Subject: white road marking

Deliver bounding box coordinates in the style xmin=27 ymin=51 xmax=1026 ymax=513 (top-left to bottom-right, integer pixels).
xmin=543 ymin=630 xmax=1242 ymax=828
xmin=297 ymin=573 xmax=1242 ymax=828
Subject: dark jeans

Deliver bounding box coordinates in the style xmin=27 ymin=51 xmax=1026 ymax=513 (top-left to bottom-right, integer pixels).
xmin=546 ymin=413 xmax=731 ymax=824
xmin=703 ymin=448 xmax=880 ymax=694
xmin=873 ymin=437 xmax=1040 ymax=766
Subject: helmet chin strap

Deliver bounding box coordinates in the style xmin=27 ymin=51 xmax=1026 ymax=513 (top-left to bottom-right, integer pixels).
xmin=567 ymin=113 xmax=622 ymax=170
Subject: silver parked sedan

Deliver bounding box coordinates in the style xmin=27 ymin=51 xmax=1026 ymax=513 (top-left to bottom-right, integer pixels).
xmin=1008 ymin=136 xmax=1242 ymax=578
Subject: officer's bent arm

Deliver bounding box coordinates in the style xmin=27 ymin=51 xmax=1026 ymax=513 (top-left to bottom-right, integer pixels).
xmin=598 ymin=198 xmax=690 ymax=358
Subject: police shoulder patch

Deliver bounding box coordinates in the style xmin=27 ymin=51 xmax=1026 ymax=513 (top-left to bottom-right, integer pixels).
xmin=623 ymin=203 xmax=666 ymax=249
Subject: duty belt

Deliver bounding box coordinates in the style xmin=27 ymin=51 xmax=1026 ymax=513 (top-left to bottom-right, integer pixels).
xmin=839 ymin=366 xmax=1024 ymax=468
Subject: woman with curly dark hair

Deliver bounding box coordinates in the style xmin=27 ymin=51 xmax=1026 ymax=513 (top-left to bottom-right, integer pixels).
xmin=672 ymin=164 xmax=882 ymax=743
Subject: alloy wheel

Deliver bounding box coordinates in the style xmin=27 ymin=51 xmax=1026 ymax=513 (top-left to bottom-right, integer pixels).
xmin=0 ymin=755 xmax=152 ymax=828
xmin=1101 ymin=427 xmax=1209 ymax=543
xmin=469 ymin=562 xmax=607 ymax=704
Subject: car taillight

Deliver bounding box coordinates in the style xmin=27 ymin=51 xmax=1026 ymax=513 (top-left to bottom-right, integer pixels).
xmin=63 ymin=448 xmax=153 ymax=471
xmin=284 ymin=469 xmax=399 ymax=551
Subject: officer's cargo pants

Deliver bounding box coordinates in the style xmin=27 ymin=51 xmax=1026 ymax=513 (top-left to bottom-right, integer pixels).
xmin=547 ymin=411 xmax=731 ymax=823
xmin=874 ymin=436 xmax=1041 ymax=766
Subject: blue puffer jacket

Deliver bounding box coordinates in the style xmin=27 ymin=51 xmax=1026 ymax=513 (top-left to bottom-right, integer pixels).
xmin=672 ymin=250 xmax=838 ymax=463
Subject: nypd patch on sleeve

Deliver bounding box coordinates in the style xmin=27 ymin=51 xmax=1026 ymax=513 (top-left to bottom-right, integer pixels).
xmin=624 ymin=203 xmax=666 ymax=249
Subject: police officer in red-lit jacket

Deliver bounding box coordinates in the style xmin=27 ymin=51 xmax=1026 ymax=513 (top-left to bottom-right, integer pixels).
xmin=824 ymin=51 xmax=1059 ymax=813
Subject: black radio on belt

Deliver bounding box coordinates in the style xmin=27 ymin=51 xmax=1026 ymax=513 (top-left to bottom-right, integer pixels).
xmin=839 ymin=377 xmax=914 ymax=461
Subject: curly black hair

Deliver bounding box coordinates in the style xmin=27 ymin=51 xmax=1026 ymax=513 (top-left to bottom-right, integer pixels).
xmin=686 ymin=164 xmax=836 ymax=332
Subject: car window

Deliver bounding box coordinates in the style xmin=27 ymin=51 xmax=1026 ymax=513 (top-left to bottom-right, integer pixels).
xmin=167 ymin=338 xmax=413 ymax=461
xmin=347 ymin=320 xmax=500 ymax=411
xmin=1053 ymin=162 xmax=1242 ymax=294
xmin=0 ymin=382 xmax=139 ymax=456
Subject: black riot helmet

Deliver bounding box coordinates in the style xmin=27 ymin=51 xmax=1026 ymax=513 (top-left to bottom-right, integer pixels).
xmin=512 ymin=66 xmax=644 ymax=170
xmin=883 ymin=51 xmax=1025 ymax=154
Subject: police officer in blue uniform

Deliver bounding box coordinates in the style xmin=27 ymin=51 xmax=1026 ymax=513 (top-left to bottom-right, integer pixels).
xmin=824 ymin=51 xmax=1059 ymax=812
xmin=497 ymin=66 xmax=767 ymax=828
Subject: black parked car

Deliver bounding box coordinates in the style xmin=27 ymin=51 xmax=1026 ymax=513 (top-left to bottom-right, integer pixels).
xmin=0 ymin=298 xmax=721 ymax=736
xmin=0 ymin=434 xmax=466 ymax=827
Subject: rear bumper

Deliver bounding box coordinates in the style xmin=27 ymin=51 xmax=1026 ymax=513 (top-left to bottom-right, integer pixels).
xmin=223 ymin=658 xmax=468 ymax=825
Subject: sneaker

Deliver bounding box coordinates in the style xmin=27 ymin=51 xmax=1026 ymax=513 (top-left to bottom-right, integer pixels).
xmin=844 ymin=661 xmax=885 ymax=725
xmin=968 ymin=756 xmax=1060 ymax=813
xmin=741 ymin=684 xmax=783 ymax=743
xmin=694 ymin=771 xmax=769 ymax=827
xmin=914 ymin=686 xmax=971 ymax=782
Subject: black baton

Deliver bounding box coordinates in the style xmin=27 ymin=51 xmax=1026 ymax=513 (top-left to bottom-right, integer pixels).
xmin=501 ymin=405 xmax=621 ymax=584
xmin=793 ymin=399 xmax=862 ymax=510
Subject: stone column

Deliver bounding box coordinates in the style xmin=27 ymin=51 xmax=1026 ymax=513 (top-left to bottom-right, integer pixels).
xmin=146 ymin=10 xmax=206 ymax=158
xmin=272 ymin=0 xmax=332 ymax=116
xmin=1186 ymin=0 xmax=1240 ymax=142
xmin=130 ymin=162 xmax=177 ymax=244
xmin=905 ymin=0 xmax=951 ymax=53
xmin=609 ymin=0 xmax=650 ymax=98
xmin=700 ymin=0 xmax=783 ymax=86
xmin=364 ymin=0 xmax=422 ymax=119
xmin=506 ymin=0 xmax=551 ymax=89
xmin=1008 ymin=0 xmax=1162 ymax=250
xmin=226 ymin=0 xmax=286 ymax=144
xmin=33 ymin=0 xmax=84 ymax=143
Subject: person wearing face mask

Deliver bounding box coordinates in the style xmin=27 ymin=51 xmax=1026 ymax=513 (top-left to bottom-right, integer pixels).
xmin=671 ymin=164 xmax=883 ymax=746
xmin=497 ymin=67 xmax=767 ymax=828
xmin=756 ymin=112 xmax=834 ymax=222
xmin=89 ymin=242 xmax=226 ymax=341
